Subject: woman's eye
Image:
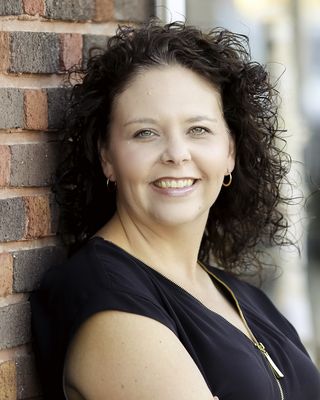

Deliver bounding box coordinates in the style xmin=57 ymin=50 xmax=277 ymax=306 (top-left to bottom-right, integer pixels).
xmin=134 ymin=129 xmax=157 ymax=138
xmin=189 ymin=126 xmax=211 ymax=136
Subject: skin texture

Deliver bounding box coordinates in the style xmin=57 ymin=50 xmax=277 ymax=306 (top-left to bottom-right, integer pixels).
xmin=65 ymin=312 xmax=216 ymax=400
xmin=64 ymin=66 xmax=240 ymax=399
xmin=102 ymin=65 xmax=235 ymax=231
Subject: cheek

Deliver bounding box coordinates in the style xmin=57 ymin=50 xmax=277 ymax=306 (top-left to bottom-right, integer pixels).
xmin=111 ymin=146 xmax=153 ymax=183
xmin=202 ymin=145 xmax=230 ymax=169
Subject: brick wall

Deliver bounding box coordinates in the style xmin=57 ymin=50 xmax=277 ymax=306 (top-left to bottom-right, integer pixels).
xmin=0 ymin=1 xmax=154 ymax=398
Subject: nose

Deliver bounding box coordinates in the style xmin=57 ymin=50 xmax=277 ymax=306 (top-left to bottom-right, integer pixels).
xmin=160 ymin=135 xmax=191 ymax=165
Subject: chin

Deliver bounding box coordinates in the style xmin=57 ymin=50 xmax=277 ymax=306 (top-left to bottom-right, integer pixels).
xmin=151 ymin=208 xmax=208 ymax=227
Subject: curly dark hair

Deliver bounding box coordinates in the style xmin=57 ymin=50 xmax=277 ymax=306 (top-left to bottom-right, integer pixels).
xmin=54 ymin=19 xmax=292 ymax=274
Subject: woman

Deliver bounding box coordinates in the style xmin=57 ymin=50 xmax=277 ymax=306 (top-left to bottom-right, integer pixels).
xmin=31 ymin=20 xmax=320 ymax=400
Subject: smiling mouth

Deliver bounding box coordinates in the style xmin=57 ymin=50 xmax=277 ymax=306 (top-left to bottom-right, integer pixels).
xmin=153 ymin=178 xmax=196 ymax=189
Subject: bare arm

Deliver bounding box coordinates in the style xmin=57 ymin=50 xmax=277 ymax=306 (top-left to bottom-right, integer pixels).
xmin=64 ymin=311 xmax=217 ymax=400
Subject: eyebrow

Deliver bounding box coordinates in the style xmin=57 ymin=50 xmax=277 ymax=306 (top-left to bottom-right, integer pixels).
xmin=123 ymin=115 xmax=218 ymax=127
xmin=123 ymin=118 xmax=158 ymax=127
xmin=185 ymin=116 xmax=218 ymax=124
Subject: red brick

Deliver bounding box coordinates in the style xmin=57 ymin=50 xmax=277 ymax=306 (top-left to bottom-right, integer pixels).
xmin=0 ymin=302 xmax=31 ymax=349
xmin=0 ymin=254 xmax=13 ymax=297
xmin=10 ymin=32 xmax=59 ymax=74
xmin=13 ymin=245 xmax=66 ymax=293
xmin=16 ymin=354 xmax=42 ymax=398
xmin=23 ymin=90 xmax=48 ymax=130
xmin=0 ymin=32 xmax=10 ymax=72
xmin=23 ymin=0 xmax=45 ymax=15
xmin=115 ymin=0 xmax=154 ymax=22
xmin=0 ymin=198 xmax=26 ymax=242
xmin=10 ymin=142 xmax=59 ymax=187
xmin=59 ymin=33 xmax=82 ymax=71
xmin=0 ymin=89 xmax=24 ymax=129
xmin=0 ymin=2 xmax=23 ymax=15
xmin=0 ymin=360 xmax=17 ymax=400
xmin=47 ymin=87 xmax=71 ymax=129
xmin=24 ymin=196 xmax=51 ymax=239
xmin=0 ymin=146 xmax=11 ymax=187
xmin=44 ymin=0 xmax=94 ymax=20
xmin=94 ymin=0 xmax=114 ymax=21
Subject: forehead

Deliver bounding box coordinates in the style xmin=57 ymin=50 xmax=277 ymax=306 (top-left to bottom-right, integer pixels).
xmin=111 ymin=65 xmax=223 ymax=121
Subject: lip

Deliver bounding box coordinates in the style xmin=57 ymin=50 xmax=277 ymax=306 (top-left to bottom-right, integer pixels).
xmin=152 ymin=176 xmax=199 ymax=182
xmin=150 ymin=177 xmax=199 ymax=197
xmin=153 ymin=177 xmax=195 ymax=187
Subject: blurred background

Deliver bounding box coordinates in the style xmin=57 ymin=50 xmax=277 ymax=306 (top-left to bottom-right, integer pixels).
xmin=155 ymin=0 xmax=320 ymax=366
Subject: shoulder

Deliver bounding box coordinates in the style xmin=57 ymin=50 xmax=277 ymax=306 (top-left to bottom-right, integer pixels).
xmin=31 ymin=238 xmax=179 ymax=398
xmin=60 ymin=240 xmax=214 ymax=399
xmin=208 ymin=265 xmax=305 ymax=347
xmin=64 ymin=310 xmax=214 ymax=400
xmin=34 ymin=237 xmax=177 ymax=341
xmin=207 ymin=264 xmax=273 ymax=304
xmin=208 ymin=265 xmax=280 ymax=316
xmin=41 ymin=237 xmax=162 ymax=305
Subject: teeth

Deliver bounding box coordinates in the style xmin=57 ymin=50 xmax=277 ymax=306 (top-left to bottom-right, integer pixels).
xmin=154 ymin=179 xmax=194 ymax=188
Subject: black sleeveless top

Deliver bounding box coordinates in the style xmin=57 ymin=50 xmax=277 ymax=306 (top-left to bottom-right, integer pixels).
xmin=30 ymin=237 xmax=320 ymax=400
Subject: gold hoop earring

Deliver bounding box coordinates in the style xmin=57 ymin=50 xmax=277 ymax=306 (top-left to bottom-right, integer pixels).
xmin=106 ymin=178 xmax=116 ymax=191
xmin=222 ymin=173 xmax=232 ymax=187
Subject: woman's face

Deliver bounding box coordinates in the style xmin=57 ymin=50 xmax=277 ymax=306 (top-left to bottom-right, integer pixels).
xmin=100 ymin=65 xmax=235 ymax=228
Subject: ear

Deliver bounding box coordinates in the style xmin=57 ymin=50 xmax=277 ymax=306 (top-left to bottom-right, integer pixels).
xmin=227 ymin=133 xmax=236 ymax=174
xmin=99 ymin=144 xmax=115 ymax=181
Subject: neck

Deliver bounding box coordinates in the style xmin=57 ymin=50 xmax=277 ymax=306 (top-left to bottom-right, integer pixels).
xmin=96 ymin=209 xmax=208 ymax=283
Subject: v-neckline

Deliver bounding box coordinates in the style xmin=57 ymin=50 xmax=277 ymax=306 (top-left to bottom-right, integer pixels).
xmin=91 ymin=236 xmax=255 ymax=344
